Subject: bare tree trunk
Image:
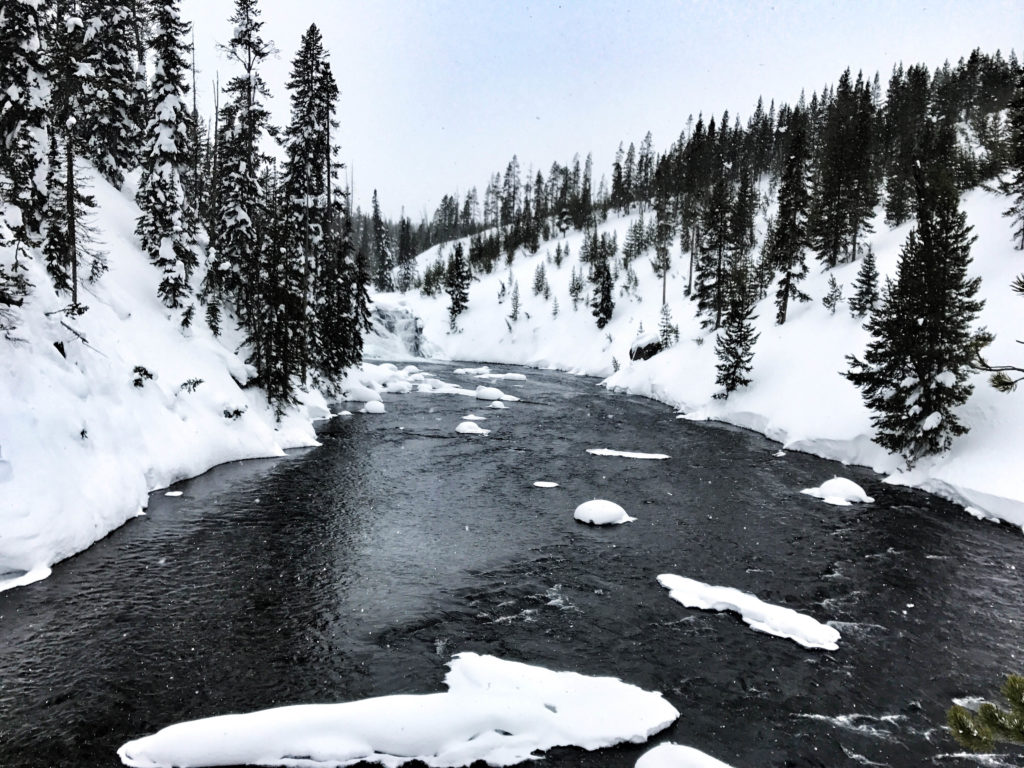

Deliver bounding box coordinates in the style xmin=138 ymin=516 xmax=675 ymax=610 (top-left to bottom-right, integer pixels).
xmin=66 ymin=136 xmax=78 ymax=311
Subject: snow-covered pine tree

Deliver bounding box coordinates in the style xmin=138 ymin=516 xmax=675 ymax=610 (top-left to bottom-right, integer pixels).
xmin=590 ymin=250 xmax=614 ymax=329
xmin=714 ymin=259 xmax=760 ymax=399
xmin=135 ymin=0 xmax=198 ymax=315
xmin=370 ymin=190 xmax=394 ymax=291
xmin=763 ymin=106 xmax=811 ymax=324
xmin=205 ymin=0 xmax=273 ymax=330
xmin=80 ymin=1 xmax=142 ymax=188
xmin=848 ymin=245 xmax=879 ymax=317
xmin=532 ymin=260 xmax=546 ymax=295
xmin=279 ymin=23 xmax=338 ymax=380
xmin=552 ymin=296 xmax=559 ymax=318
xmin=509 ymin=279 xmax=520 ymax=321
xmin=694 ymin=171 xmax=733 ymax=330
xmin=651 ymin=192 xmax=673 ymax=305
xmin=1004 ymin=69 xmax=1024 ymax=250
xmin=396 ymin=215 xmax=416 ymax=291
xmin=822 ymin=274 xmax=842 ymax=314
xmin=846 ymin=138 xmax=992 ymax=462
xmin=947 ymin=674 xmax=1024 ymax=753
xmin=444 ymin=241 xmax=470 ymax=328
xmin=658 ymin=302 xmax=679 ymax=347
xmin=0 ymin=0 xmax=50 ymax=248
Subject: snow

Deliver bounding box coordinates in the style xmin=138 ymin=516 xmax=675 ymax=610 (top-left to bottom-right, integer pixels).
xmin=488 ymin=401 xmax=507 ymax=409
xmin=474 ymin=385 xmax=519 ymax=402
xmin=163 ymin=491 xmax=183 ymax=497
xmin=534 ymin=481 xmax=559 ymax=488
xmin=456 ymin=421 xmax=490 ymax=436
xmin=657 ymin=574 xmax=841 ymax=651
xmin=636 ymin=743 xmax=736 ymax=768
xmin=361 ymin=400 xmax=386 ymax=414
xmin=587 ymin=448 xmax=670 ymax=460
xmin=385 ymin=185 xmax=1024 ymax=531
xmin=801 ymin=477 xmax=875 ymax=506
xmin=117 ymin=652 xmax=679 ymax=768
xmin=477 ymin=372 xmax=527 ymax=381
xmin=574 ymin=499 xmax=636 ymax=526
xmin=462 ymin=414 xmax=486 ymax=421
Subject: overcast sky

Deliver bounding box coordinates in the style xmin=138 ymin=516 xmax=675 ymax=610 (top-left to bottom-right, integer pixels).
xmin=180 ymin=0 xmax=1022 ymax=221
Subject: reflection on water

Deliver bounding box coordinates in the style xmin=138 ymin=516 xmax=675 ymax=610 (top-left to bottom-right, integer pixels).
xmin=1 ymin=363 xmax=1023 ymax=768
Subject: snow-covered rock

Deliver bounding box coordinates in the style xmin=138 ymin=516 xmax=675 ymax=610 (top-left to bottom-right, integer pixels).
xmin=462 ymin=414 xmax=486 ymax=421
xmin=801 ymin=477 xmax=874 ymax=506
xmin=456 ymin=421 xmax=490 ymax=436
xmin=636 ymin=743 xmax=736 ymax=768
xmin=362 ymin=400 xmax=386 ymax=414
xmin=574 ymin=499 xmax=636 ymax=525
xmin=534 ymin=481 xmax=559 ymax=488
xmin=488 ymin=401 xmax=507 ymax=410
xmin=474 ymin=384 xmax=520 ymax=402
xmin=117 ymin=652 xmax=679 ymax=768
xmin=657 ymin=574 xmax=841 ymax=651
xmin=587 ymin=448 xmax=670 ymax=460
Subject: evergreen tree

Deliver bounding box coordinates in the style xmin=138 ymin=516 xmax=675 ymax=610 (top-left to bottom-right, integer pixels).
xmin=848 ymin=246 xmax=879 ymax=317
xmin=552 ymin=296 xmax=559 ymax=318
xmin=509 ymin=279 xmax=520 ymax=321
xmin=714 ymin=260 xmax=760 ymax=398
xmin=1004 ymin=69 xmax=1024 ymax=249
xmin=396 ymin=215 xmax=416 ymax=290
xmin=651 ymin=192 xmax=673 ymax=304
xmin=532 ymin=260 xmax=547 ymax=295
xmin=81 ymin=2 xmax=143 ymax=188
xmin=947 ymin=674 xmax=1024 ymax=753
xmin=764 ymin=106 xmax=811 ymax=324
xmin=846 ymin=154 xmax=991 ymax=462
xmin=444 ymin=241 xmax=470 ymax=327
xmin=695 ymin=170 xmax=734 ymax=330
xmin=590 ymin=251 xmax=614 ymax=329
xmin=568 ymin=265 xmax=583 ymax=310
xmin=658 ymin=302 xmax=679 ymax=347
xmin=822 ymin=274 xmax=843 ymax=314
xmin=370 ymin=190 xmax=394 ymax=291
xmin=135 ymin=0 xmax=198 ymax=315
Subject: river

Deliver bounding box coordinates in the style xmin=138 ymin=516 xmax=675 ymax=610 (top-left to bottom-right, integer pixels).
xmin=1 ymin=363 xmax=1023 ymax=767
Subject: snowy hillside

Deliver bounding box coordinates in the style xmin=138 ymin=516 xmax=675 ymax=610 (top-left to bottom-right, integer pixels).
xmin=380 ymin=186 xmax=1024 ymax=529
xmin=0 ymin=168 xmax=332 ymax=591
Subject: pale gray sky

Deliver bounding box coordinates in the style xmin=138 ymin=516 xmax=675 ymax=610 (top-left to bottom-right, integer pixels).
xmin=181 ymin=0 xmax=1023 ymax=220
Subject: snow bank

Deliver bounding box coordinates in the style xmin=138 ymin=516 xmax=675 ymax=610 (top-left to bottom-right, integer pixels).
xmin=657 ymin=574 xmax=841 ymax=651
xmin=636 ymin=743 xmax=736 ymax=768
xmin=801 ymin=477 xmax=874 ymax=506
xmin=391 ymin=188 xmax=1024 ymax=529
xmin=574 ymin=500 xmax=636 ymax=526
xmin=456 ymin=421 xmax=490 ymax=436
xmin=118 ymin=652 xmax=679 ymax=768
xmin=587 ymin=448 xmax=670 ymax=460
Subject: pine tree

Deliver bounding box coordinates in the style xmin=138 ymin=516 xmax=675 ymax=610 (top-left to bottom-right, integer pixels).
xmin=714 ymin=260 xmax=760 ymax=399
xmin=695 ymin=170 xmax=734 ymax=330
xmin=764 ymin=106 xmax=811 ymax=324
xmin=445 ymin=241 xmax=470 ymax=327
xmin=822 ymin=274 xmax=842 ymax=314
xmin=947 ymin=674 xmax=1024 ymax=753
xmin=396 ymin=215 xmax=416 ymax=291
xmin=848 ymin=246 xmax=879 ymax=317
xmin=568 ymin=266 xmax=583 ymax=310
xmin=590 ymin=251 xmax=614 ymax=329
xmin=552 ymin=296 xmax=559 ymax=318
xmin=135 ymin=0 xmax=198 ymax=314
xmin=1004 ymin=70 xmax=1024 ymax=250
xmin=651 ymin=192 xmax=673 ymax=304
xmin=846 ymin=152 xmax=991 ymax=462
xmin=370 ymin=190 xmax=394 ymax=291
xmin=532 ymin=260 xmax=547 ymax=295
xmin=81 ymin=2 xmax=143 ymax=188
xmin=509 ymin=279 xmax=520 ymax=321
xmin=658 ymin=302 xmax=679 ymax=347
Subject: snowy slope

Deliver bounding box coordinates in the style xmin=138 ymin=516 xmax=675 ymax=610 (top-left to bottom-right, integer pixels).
xmin=384 ymin=186 xmax=1024 ymax=529
xmin=0 ymin=168 xmax=331 ymax=591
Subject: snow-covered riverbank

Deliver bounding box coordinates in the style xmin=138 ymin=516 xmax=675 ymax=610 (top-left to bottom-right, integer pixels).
xmin=384 ymin=185 xmax=1024 ymax=531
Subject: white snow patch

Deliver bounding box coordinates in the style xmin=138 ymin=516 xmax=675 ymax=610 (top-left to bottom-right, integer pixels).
xmin=801 ymin=477 xmax=875 ymax=506
xmin=534 ymin=481 xmax=559 ymax=488
xmin=636 ymin=742 xmax=736 ymax=768
xmin=361 ymin=400 xmax=386 ymax=414
xmin=474 ymin=385 xmax=520 ymax=402
xmin=657 ymin=574 xmax=841 ymax=651
xmin=117 ymin=652 xmax=679 ymax=768
xmin=0 ymin=566 xmax=53 ymax=592
xmin=488 ymin=401 xmax=507 ymax=410
xmin=454 ymin=366 xmax=490 ymax=375
xmin=587 ymin=448 xmax=670 ymax=460
xmin=574 ymin=499 xmax=636 ymax=525
xmin=164 ymin=491 xmax=183 ymax=497
xmin=456 ymin=421 xmax=490 ymax=436
xmin=477 ymin=372 xmax=527 ymax=381
xmin=462 ymin=414 xmax=486 ymax=421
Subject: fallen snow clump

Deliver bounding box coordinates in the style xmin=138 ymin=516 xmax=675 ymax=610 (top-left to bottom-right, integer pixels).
xmin=456 ymin=421 xmax=490 ymax=436
xmin=801 ymin=477 xmax=874 ymax=506
xmin=474 ymin=385 xmax=520 ymax=402
xmin=488 ymin=401 xmax=507 ymax=410
xmin=657 ymin=574 xmax=841 ymax=651
xmin=587 ymin=448 xmax=670 ymax=460
xmin=574 ymin=500 xmax=636 ymax=525
xmin=362 ymin=400 xmax=386 ymax=414
xmin=534 ymin=481 xmax=559 ymax=488
xmin=118 ymin=652 xmax=679 ymax=768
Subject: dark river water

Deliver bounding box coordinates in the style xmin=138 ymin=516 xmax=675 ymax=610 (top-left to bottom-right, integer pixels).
xmin=2 ymin=363 xmax=1024 ymax=768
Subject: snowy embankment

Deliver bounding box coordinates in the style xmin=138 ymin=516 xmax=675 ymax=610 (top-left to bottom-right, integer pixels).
xmin=118 ymin=652 xmax=679 ymax=768
xmin=381 ymin=186 xmax=1024 ymax=530
xmin=0 ymin=171 xmax=417 ymax=592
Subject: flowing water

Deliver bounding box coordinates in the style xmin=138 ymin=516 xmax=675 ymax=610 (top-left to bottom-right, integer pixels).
xmin=2 ymin=364 xmax=1023 ymax=767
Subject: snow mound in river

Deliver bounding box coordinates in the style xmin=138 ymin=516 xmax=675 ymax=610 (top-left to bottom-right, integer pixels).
xmin=801 ymin=477 xmax=874 ymax=506
xmin=636 ymin=742 xmax=736 ymax=768
xmin=574 ymin=499 xmax=635 ymax=525
xmin=118 ymin=652 xmax=679 ymax=768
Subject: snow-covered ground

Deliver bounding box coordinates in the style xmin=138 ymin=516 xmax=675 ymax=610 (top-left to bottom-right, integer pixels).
xmin=379 ymin=185 xmax=1024 ymax=530
xmin=118 ymin=652 xmax=679 ymax=768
